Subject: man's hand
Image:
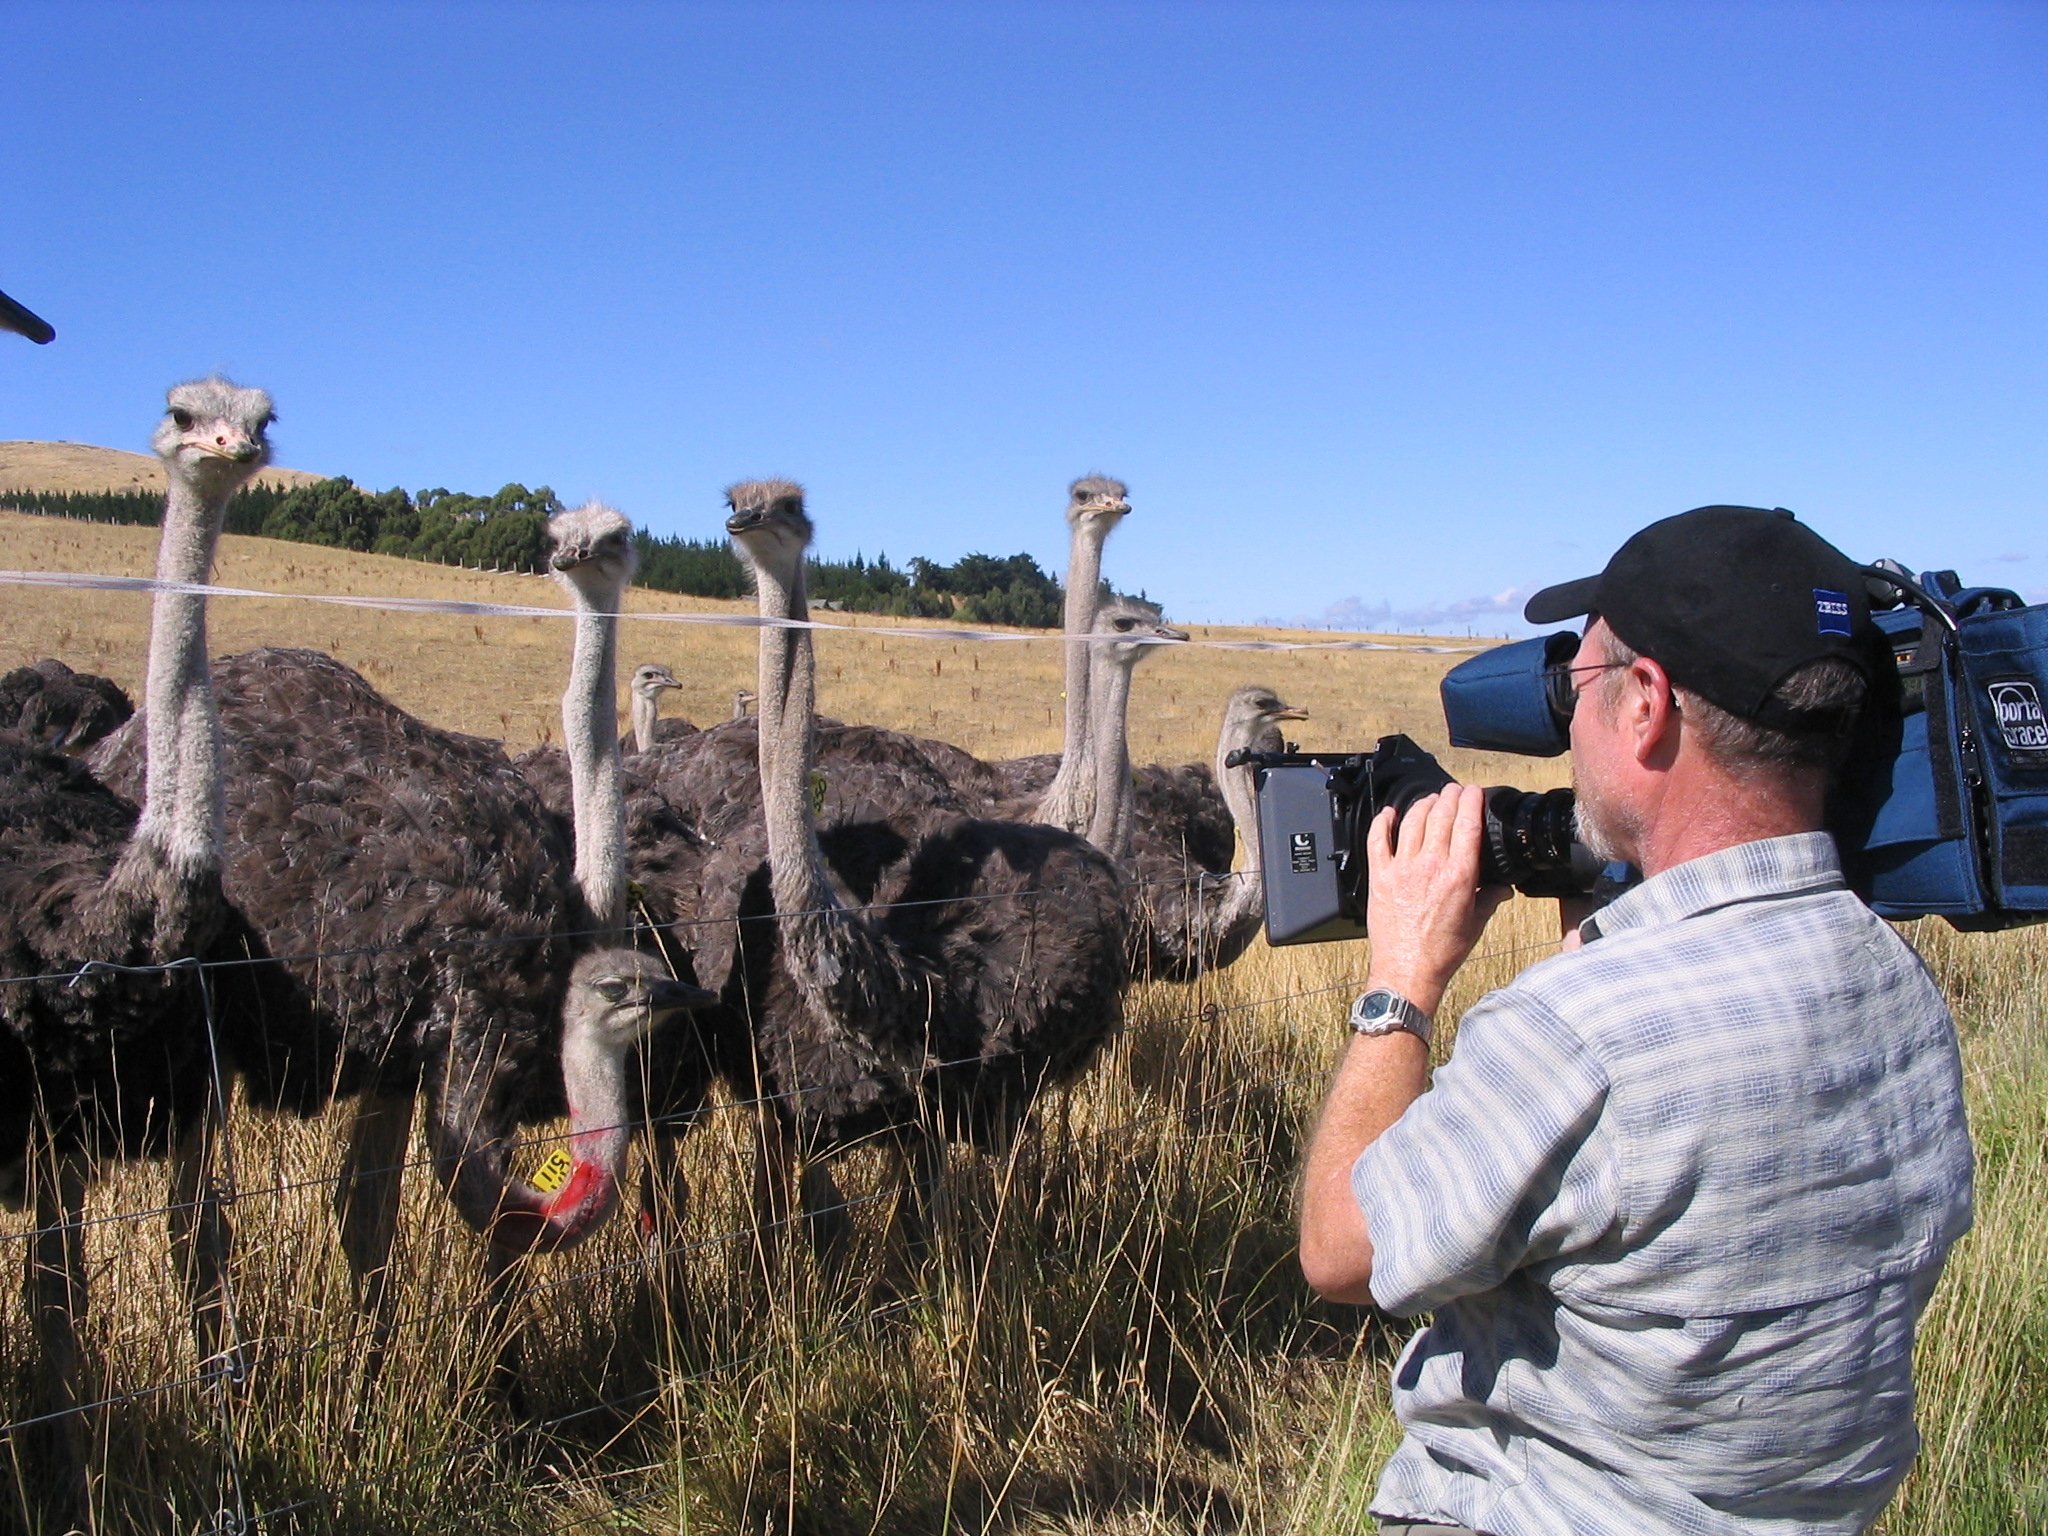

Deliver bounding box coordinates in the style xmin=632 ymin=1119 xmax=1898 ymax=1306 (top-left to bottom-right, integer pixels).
xmin=1362 ymin=783 xmax=1508 ymax=1018
xmin=1297 ymin=784 xmax=1507 ymax=1303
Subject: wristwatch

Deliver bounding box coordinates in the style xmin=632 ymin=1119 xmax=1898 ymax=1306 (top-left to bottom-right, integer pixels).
xmin=1347 ymin=987 xmax=1433 ymax=1047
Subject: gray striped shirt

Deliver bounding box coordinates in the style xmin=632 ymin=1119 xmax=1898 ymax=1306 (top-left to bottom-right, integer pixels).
xmin=1352 ymin=833 xmax=1972 ymax=1536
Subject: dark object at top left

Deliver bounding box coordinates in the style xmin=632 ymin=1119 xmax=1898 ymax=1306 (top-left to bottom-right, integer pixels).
xmin=0 ymin=286 xmax=55 ymax=344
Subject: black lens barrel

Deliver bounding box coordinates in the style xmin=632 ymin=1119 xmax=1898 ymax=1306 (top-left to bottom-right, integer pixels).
xmin=1480 ymin=785 xmax=1596 ymax=898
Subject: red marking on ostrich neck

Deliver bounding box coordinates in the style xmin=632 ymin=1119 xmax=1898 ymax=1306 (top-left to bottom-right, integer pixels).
xmin=489 ymin=1154 xmax=616 ymax=1255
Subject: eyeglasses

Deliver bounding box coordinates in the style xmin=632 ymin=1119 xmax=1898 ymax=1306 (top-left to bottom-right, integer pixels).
xmin=1540 ymin=659 xmax=1632 ymax=720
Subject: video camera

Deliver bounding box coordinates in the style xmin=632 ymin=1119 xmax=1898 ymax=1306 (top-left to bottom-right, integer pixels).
xmin=1244 ymin=565 xmax=2048 ymax=945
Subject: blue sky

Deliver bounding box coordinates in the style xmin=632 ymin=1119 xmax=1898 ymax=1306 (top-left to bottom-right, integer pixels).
xmin=3 ymin=1 xmax=2043 ymax=631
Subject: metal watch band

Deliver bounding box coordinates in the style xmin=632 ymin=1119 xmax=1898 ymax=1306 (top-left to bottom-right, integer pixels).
xmin=1347 ymin=987 xmax=1433 ymax=1047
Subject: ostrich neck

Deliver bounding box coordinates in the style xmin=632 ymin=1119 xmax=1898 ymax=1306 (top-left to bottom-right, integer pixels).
xmin=754 ymin=557 xmax=834 ymax=928
xmin=565 ymin=589 xmax=627 ymax=934
xmin=1085 ymin=650 xmax=1137 ymax=862
xmin=116 ymin=469 xmax=227 ymax=898
xmin=629 ymin=688 xmax=658 ymax=755
xmin=1212 ymin=720 xmax=1266 ymax=932
xmin=1216 ymin=725 xmax=1263 ymax=881
xmin=560 ymin=1015 xmax=631 ymax=1182
xmin=1037 ymin=518 xmax=1110 ymax=833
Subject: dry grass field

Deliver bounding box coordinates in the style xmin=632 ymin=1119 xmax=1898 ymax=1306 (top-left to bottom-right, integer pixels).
xmin=0 ymin=514 xmax=2038 ymax=1534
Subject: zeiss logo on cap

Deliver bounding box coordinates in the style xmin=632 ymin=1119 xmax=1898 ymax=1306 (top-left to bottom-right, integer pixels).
xmin=1988 ymin=680 xmax=2048 ymax=751
xmin=1813 ymin=589 xmax=1852 ymax=636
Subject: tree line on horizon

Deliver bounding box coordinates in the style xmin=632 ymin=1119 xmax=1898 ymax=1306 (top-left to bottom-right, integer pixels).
xmin=3 ymin=478 xmax=1088 ymax=627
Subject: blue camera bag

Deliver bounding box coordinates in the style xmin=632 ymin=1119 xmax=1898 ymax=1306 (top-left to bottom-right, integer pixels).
xmin=1851 ymin=574 xmax=2048 ymax=927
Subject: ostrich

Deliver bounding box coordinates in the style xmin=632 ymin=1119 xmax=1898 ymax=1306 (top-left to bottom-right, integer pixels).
xmin=487 ymin=506 xmax=715 ymax=1348
xmin=1061 ymin=599 xmax=1304 ymax=979
xmin=732 ymin=688 xmax=756 ymax=721
xmin=1125 ymin=687 xmax=1306 ymax=980
xmin=628 ymin=663 xmax=697 ymax=753
xmin=725 ymin=480 xmax=1127 ymax=1254
xmin=1026 ymin=475 xmax=1129 ymax=832
xmin=1071 ymin=597 xmax=1191 ymax=861
xmin=0 ymin=377 xmax=279 ymax=1503
xmin=0 ymin=658 xmax=134 ymax=753
xmin=91 ymin=513 xmax=705 ymax=1322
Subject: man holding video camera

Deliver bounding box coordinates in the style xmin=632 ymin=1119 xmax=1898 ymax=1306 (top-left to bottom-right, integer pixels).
xmin=1298 ymin=507 xmax=1974 ymax=1536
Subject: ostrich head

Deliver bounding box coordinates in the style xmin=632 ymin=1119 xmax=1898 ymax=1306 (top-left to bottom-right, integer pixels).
xmin=1223 ymin=685 xmax=1308 ymax=756
xmin=725 ymin=479 xmax=811 ymax=582
xmin=630 ymin=663 xmax=682 ymax=703
xmin=486 ymin=948 xmax=715 ymax=1254
xmin=732 ymin=687 xmax=757 ymax=719
xmin=1067 ymin=474 xmax=1130 ymax=541
xmin=548 ymin=501 xmax=636 ymax=592
xmin=1094 ymin=595 xmax=1189 ymax=665
xmin=563 ymin=947 xmax=708 ymax=1072
xmin=152 ymin=376 xmax=273 ymax=494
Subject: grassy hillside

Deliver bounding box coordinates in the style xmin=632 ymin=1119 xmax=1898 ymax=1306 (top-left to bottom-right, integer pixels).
xmin=0 ymin=439 xmax=324 ymax=496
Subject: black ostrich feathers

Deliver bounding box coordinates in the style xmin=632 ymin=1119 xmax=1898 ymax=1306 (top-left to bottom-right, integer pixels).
xmin=0 ymin=659 xmax=135 ymax=754
xmin=95 ymin=648 xmax=586 ymax=1152
xmin=0 ymin=738 xmax=305 ymax=1163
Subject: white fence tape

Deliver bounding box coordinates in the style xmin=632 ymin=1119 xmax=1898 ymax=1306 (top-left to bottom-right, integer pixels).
xmin=0 ymin=569 xmax=1486 ymax=654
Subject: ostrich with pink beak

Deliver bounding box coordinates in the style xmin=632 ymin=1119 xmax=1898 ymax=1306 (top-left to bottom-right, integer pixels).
xmin=477 ymin=504 xmax=714 ymax=1257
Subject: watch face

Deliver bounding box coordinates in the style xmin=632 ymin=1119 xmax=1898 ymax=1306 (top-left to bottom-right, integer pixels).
xmin=1349 ymin=991 xmax=1398 ymax=1029
xmin=1348 ymin=989 xmax=1427 ymax=1042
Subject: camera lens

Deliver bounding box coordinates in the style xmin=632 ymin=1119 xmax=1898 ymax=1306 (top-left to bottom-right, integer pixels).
xmin=1479 ymin=785 xmax=1598 ymax=898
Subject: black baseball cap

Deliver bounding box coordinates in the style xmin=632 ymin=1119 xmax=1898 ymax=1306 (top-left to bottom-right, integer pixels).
xmin=1523 ymin=505 xmax=1884 ymax=734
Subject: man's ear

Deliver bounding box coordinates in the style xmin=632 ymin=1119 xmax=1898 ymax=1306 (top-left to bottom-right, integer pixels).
xmin=1631 ymin=656 xmax=1682 ymax=766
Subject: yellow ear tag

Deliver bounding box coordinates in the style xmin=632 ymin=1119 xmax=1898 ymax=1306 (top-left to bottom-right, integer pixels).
xmin=530 ymin=1147 xmax=574 ymax=1194
xmin=808 ymin=769 xmax=828 ymax=816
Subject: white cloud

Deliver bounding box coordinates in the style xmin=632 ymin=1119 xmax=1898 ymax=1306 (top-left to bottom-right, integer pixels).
xmin=1288 ymin=584 xmax=1541 ymax=633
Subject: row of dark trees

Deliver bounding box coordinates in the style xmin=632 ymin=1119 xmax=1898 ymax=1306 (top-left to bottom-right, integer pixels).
xmin=5 ymin=478 xmax=1080 ymax=626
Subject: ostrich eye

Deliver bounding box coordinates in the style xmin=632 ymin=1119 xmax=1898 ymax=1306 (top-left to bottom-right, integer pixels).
xmin=258 ymin=412 xmax=276 ymax=430
xmin=594 ymin=979 xmax=629 ymax=1003
xmin=170 ymin=409 xmax=193 ymax=429
xmin=1114 ymin=618 xmax=1135 ymax=632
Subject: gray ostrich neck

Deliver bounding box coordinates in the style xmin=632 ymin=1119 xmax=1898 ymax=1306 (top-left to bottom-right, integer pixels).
xmin=116 ymin=468 xmax=226 ymax=895
xmin=560 ymin=1001 xmax=630 ymax=1171
xmin=630 ymin=688 xmax=659 ymax=755
xmin=1085 ymin=648 xmax=1137 ymax=862
xmin=1037 ymin=518 xmax=1109 ymax=834
xmin=1214 ymin=722 xmax=1265 ymax=925
xmin=754 ymin=556 xmax=834 ymax=929
xmin=565 ymin=588 xmax=627 ymax=934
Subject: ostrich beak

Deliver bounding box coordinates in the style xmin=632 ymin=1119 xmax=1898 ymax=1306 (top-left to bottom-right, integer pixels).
xmin=1270 ymin=705 xmax=1309 ymax=722
xmin=550 ymin=547 xmax=589 ymax=571
xmin=649 ymin=976 xmax=717 ymax=1015
xmin=194 ymin=436 xmax=263 ymax=464
xmin=725 ymin=508 xmax=765 ymax=536
xmin=1155 ymin=626 xmax=1191 ymax=644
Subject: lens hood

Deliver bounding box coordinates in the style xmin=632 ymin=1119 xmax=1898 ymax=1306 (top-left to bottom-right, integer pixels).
xmin=1441 ymin=632 xmax=1580 ymax=758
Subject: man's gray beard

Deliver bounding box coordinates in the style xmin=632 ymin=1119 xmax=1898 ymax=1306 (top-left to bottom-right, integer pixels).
xmin=1573 ymin=774 xmax=1637 ymax=866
